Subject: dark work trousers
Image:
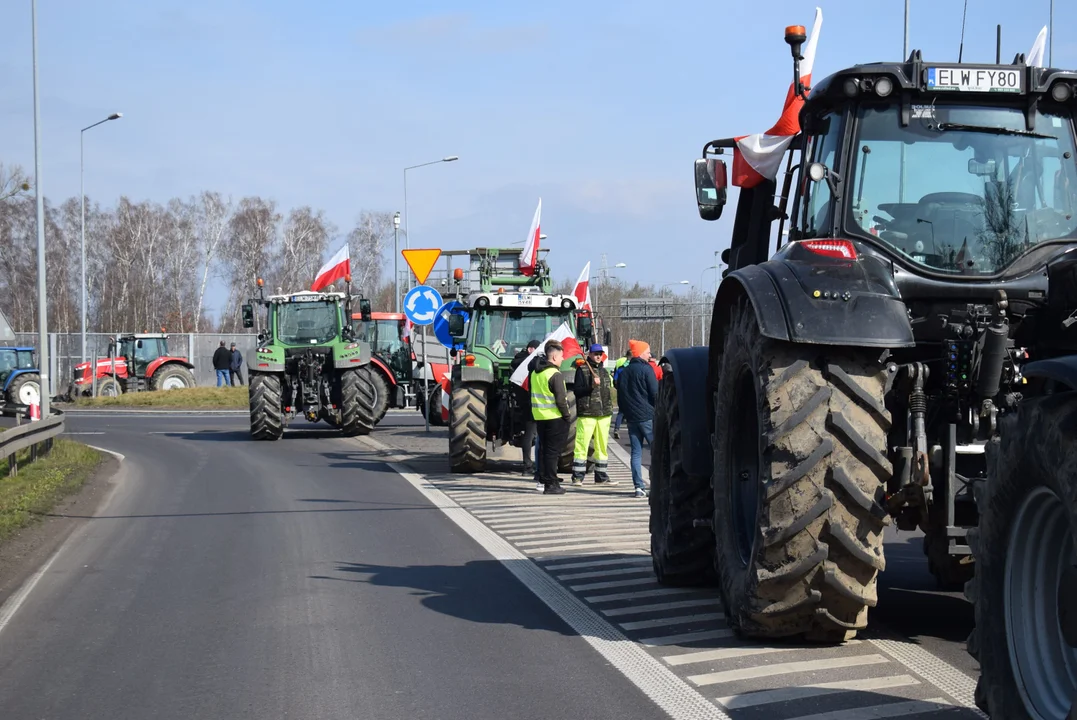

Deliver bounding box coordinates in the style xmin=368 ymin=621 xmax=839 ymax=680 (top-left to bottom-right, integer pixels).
xmin=520 ymin=419 xmax=537 ymax=472
xmin=536 ymin=418 xmax=570 ymax=486
xmin=230 ymin=367 xmax=244 ymax=386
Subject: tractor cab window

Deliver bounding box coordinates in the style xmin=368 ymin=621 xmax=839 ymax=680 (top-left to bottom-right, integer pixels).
xmin=847 ymin=103 xmax=1077 ymax=274
xmin=472 ymin=309 xmax=573 ymax=358
xmin=0 ymin=350 xmax=15 ymax=381
xmin=15 ymin=350 xmax=35 ymax=369
xmin=372 ymin=320 xmax=405 ymax=355
xmin=797 ymin=112 xmax=845 ymax=238
xmin=277 ymin=301 xmax=340 ymax=345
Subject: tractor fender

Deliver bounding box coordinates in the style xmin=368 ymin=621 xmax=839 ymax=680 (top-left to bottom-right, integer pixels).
xmin=708 ymin=256 xmax=914 ymax=356
xmin=332 ymin=344 xmax=371 ymax=370
xmin=452 ymin=364 xmax=494 ymax=385
xmin=660 ymin=346 xmax=713 ymax=478
xmin=370 ymin=357 xmax=397 ymax=386
xmin=1021 ymin=356 xmax=1077 ymax=392
xmin=146 ymin=357 xmax=194 ymax=377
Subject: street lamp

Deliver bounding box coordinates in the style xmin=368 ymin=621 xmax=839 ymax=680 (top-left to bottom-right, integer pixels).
xmin=699 ymin=265 xmax=720 ymax=341
xmin=403 ymin=155 xmax=458 ymax=252
xmin=659 ymin=280 xmax=689 ymax=355
xmin=393 ymin=211 xmax=401 ymax=313
xmin=80 ymin=111 xmax=122 ymax=363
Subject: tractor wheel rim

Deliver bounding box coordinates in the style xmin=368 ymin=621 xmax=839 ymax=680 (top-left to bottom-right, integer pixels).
xmin=729 ymin=364 xmax=761 ymax=567
xmin=1005 ymin=485 xmax=1077 ymax=720
xmin=161 ymin=376 xmax=187 ymax=390
xmin=19 ymin=382 xmax=40 ymax=406
xmin=102 ymin=383 xmax=118 ymax=396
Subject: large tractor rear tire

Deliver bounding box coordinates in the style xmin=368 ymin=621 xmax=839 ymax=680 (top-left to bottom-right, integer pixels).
xmin=966 ymin=393 xmax=1077 ymax=720
xmin=650 ymin=369 xmax=716 ymax=586
xmin=249 ymin=372 xmax=284 ymax=441
xmin=151 ymin=364 xmax=196 ymax=392
xmin=449 ymin=382 xmax=487 ymax=473
xmin=7 ymin=373 xmax=41 ymax=407
xmin=370 ymin=367 xmax=392 ymax=425
xmin=340 ymin=367 xmax=377 ymax=436
xmin=712 ymin=302 xmax=891 ymax=642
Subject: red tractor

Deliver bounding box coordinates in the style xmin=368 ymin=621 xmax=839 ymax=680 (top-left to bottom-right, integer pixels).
xmin=351 ymin=311 xmax=411 ymax=423
xmin=72 ymin=333 xmax=196 ymax=396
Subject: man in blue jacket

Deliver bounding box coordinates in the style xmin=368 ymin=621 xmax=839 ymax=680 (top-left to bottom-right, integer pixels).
xmin=616 ymin=339 xmax=658 ymax=498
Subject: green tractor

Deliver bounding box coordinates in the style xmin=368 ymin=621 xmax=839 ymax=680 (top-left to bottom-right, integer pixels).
xmin=445 ymin=248 xmax=608 ymax=473
xmin=241 ymin=283 xmax=379 ymax=440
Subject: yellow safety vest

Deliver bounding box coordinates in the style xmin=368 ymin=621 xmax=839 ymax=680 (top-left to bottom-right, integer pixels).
xmin=531 ymin=367 xmax=562 ymax=421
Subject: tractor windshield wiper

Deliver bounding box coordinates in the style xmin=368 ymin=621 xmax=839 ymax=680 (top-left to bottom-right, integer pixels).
xmin=936 ymin=122 xmax=1056 ymax=139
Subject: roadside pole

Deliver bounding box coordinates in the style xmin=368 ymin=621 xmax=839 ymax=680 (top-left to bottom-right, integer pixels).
xmin=31 ymin=0 xmax=50 ymax=418
xmin=401 ymin=248 xmax=443 ymax=434
xmin=421 ymin=328 xmax=429 ymax=433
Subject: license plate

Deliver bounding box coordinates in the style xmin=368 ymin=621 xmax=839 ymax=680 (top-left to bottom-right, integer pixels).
xmin=517 ymin=294 xmax=533 ymax=305
xmin=926 ymin=66 xmax=1022 ymax=93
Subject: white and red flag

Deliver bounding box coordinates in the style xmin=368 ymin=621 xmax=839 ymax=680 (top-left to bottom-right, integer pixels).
xmin=732 ymin=7 xmax=823 ymax=188
xmin=311 ymin=243 xmax=350 ymax=292
xmin=520 ymin=198 xmax=542 ymax=276
xmin=1028 ymin=26 xmax=1047 ymax=67
xmin=573 ymin=262 xmax=591 ymax=310
xmin=510 ymin=322 xmax=577 ymax=389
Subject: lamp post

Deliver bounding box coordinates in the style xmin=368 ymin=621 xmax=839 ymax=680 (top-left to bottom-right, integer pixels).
xmin=592 ymin=262 xmax=625 ymax=351
xmin=31 ymin=0 xmax=49 ymax=416
xmin=80 ymin=111 xmax=122 ymax=363
xmin=393 ymin=211 xmax=401 ymax=313
xmin=659 ymin=280 xmax=689 ymax=355
xmin=699 ymin=265 xmax=719 ymax=342
xmin=403 ymin=156 xmax=458 ymax=285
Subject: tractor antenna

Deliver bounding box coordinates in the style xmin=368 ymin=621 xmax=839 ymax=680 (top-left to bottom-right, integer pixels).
xmin=996 ymin=24 xmax=1001 ymax=64
xmin=958 ymin=0 xmax=968 ymax=62
xmin=785 ymin=24 xmax=808 ymax=99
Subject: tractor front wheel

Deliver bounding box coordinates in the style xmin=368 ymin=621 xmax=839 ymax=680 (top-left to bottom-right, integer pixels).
xmin=249 ymin=372 xmax=284 ymax=440
xmin=340 ymin=367 xmax=377 ymax=436
xmin=7 ymin=373 xmax=41 ymax=407
xmin=151 ymin=364 xmax=196 ymax=392
xmin=449 ymin=382 xmax=487 ymax=473
xmin=97 ymin=377 xmax=122 ymax=398
xmin=712 ymin=301 xmax=891 ymax=642
xmin=370 ymin=367 xmax=392 ymax=425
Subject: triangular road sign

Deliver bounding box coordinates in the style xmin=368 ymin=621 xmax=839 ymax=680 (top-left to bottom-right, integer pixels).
xmin=402 ymin=248 xmax=441 ymax=285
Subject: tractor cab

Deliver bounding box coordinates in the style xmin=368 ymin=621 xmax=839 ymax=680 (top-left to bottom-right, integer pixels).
xmin=351 ymin=311 xmax=411 ymax=383
xmin=0 ymin=346 xmax=41 ymax=406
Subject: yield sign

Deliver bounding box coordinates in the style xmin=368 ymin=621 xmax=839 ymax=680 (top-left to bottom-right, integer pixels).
xmin=401 ymin=248 xmax=442 ymax=285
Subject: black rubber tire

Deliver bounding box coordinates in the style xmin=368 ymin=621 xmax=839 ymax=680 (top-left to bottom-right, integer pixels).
xmin=712 ymin=302 xmax=892 ymax=642
xmin=249 ymin=372 xmax=284 ymax=441
xmin=340 ymin=367 xmax=377 ymax=436
xmin=7 ymin=373 xmax=41 ymax=406
xmin=97 ymin=377 xmax=122 ymax=397
xmin=370 ymin=367 xmax=392 ymax=425
xmin=966 ymin=393 xmax=1077 ymax=720
xmin=427 ymin=384 xmax=447 ymax=427
xmin=150 ymin=364 xmax=196 ymax=392
xmin=449 ymin=382 xmax=488 ymax=473
xmin=557 ymin=400 xmax=578 ymax=473
xmin=650 ymin=368 xmax=716 ymax=586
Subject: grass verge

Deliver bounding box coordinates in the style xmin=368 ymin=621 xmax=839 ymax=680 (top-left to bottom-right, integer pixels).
xmin=0 ymin=439 xmax=101 ymax=544
xmin=73 ymin=386 xmax=247 ymax=409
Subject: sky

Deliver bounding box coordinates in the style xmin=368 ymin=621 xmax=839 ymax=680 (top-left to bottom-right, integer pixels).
xmin=1 ymin=0 xmax=1074 ymax=319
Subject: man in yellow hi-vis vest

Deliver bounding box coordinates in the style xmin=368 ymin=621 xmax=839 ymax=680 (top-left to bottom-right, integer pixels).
xmin=530 ymin=339 xmax=571 ymax=495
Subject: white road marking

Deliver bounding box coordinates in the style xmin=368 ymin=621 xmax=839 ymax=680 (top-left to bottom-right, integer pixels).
xmin=664 ymin=643 xmax=839 ymax=667
xmin=689 ymin=654 xmax=890 ymax=686
xmin=554 ymin=565 xmax=655 ymax=581
xmin=85 ymin=444 xmax=126 ymax=461
xmin=63 ymin=431 xmax=105 ymax=435
xmin=540 ymin=556 xmax=652 ymax=572
xmin=359 ymin=436 xmax=732 ymax=720
xmin=522 ymin=539 xmax=649 ymax=554
xmin=504 ymin=525 xmax=641 ymax=541
xmin=783 ymin=697 xmax=950 ymax=720
xmin=716 ymin=674 xmax=920 ymax=710
xmin=640 ymin=628 xmax=735 ymax=647
xmin=569 ymin=576 xmax=661 ymax=591
xmin=601 ymin=598 xmax=718 ymax=617
xmin=0 ymin=546 xmax=65 ymax=637
xmin=867 ymin=636 xmax=982 ymax=712
xmin=619 ymin=613 xmax=726 ymax=631
xmin=585 ymin=587 xmax=699 ymax=603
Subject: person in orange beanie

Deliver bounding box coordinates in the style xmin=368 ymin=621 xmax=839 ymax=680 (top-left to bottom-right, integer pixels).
xmin=614 ymin=339 xmax=657 ymax=497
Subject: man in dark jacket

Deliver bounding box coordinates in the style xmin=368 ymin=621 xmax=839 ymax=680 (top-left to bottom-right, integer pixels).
xmin=510 ymin=339 xmax=541 ymax=475
xmin=530 ymin=340 xmax=571 ymax=495
xmin=229 ymin=343 xmax=244 ymax=386
xmin=616 ymin=339 xmax=658 ymax=497
xmin=571 ymin=343 xmax=616 ymax=486
xmin=212 ymin=341 xmax=232 ymax=387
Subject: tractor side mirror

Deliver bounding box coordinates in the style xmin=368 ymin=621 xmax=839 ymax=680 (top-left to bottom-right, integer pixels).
xmin=603 ymin=328 xmax=612 ymax=346
xmin=577 ymin=315 xmax=594 ymax=338
xmin=448 ymin=313 xmax=466 ymax=338
xmin=241 ymin=304 xmax=254 ymax=328
xmin=136 ymin=339 xmax=143 ymax=349
xmin=695 ymin=158 xmax=728 ymax=221
xmin=358 ymin=298 xmax=372 ymax=322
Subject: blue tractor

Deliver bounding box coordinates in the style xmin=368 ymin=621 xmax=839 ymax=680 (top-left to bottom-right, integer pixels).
xmin=0 ymin=346 xmax=41 ymax=407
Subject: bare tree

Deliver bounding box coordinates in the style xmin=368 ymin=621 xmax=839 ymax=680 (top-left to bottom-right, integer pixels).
xmin=274 ymin=206 xmax=335 ymax=291
xmin=193 ymin=191 xmax=232 ymax=332
xmin=345 ymin=210 xmax=395 ymax=296
xmin=221 ymin=196 xmax=280 ymax=330
xmin=0 ymin=163 xmax=31 ymax=204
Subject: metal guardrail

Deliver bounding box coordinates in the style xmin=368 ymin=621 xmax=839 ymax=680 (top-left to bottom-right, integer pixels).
xmin=1 ymin=407 xmax=65 ymax=477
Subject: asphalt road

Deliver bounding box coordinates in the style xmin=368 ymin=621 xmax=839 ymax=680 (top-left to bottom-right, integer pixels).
xmin=0 ymin=410 xmax=979 ymax=719
xmin=0 ymin=413 xmax=658 ymax=720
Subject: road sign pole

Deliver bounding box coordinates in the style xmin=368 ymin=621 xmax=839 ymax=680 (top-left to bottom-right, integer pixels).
xmin=422 ymin=327 xmax=429 ymax=433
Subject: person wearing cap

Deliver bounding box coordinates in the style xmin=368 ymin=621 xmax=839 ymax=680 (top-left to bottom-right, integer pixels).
xmin=571 ymin=343 xmax=617 ymax=486
xmin=530 ymin=339 xmax=572 ymax=495
xmin=229 ymin=342 xmax=245 ymax=386
xmin=616 ymin=339 xmax=658 ymax=498
xmin=510 ymin=338 xmax=541 ymax=476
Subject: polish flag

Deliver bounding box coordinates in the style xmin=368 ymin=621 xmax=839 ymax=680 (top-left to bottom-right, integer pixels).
xmin=311 ymin=244 xmax=350 ymax=292
xmin=573 ymin=262 xmax=591 ymax=310
xmin=1028 ymin=26 xmax=1047 ymax=67
xmin=732 ymin=7 xmax=823 ymax=188
xmin=520 ymin=198 xmax=541 ymax=276
xmin=510 ymin=321 xmax=574 ymax=388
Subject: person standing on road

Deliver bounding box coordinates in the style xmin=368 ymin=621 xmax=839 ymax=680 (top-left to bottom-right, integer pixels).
xmin=571 ymin=343 xmax=616 ymax=486
xmin=229 ymin=343 xmax=244 ymax=386
xmin=212 ymin=340 xmax=232 ymax=387
xmin=511 ymin=339 xmax=541 ymax=475
xmin=611 ymin=349 xmax=631 ymax=439
xmin=616 ymin=339 xmax=658 ymax=498
xmin=530 ymin=339 xmax=571 ymax=495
